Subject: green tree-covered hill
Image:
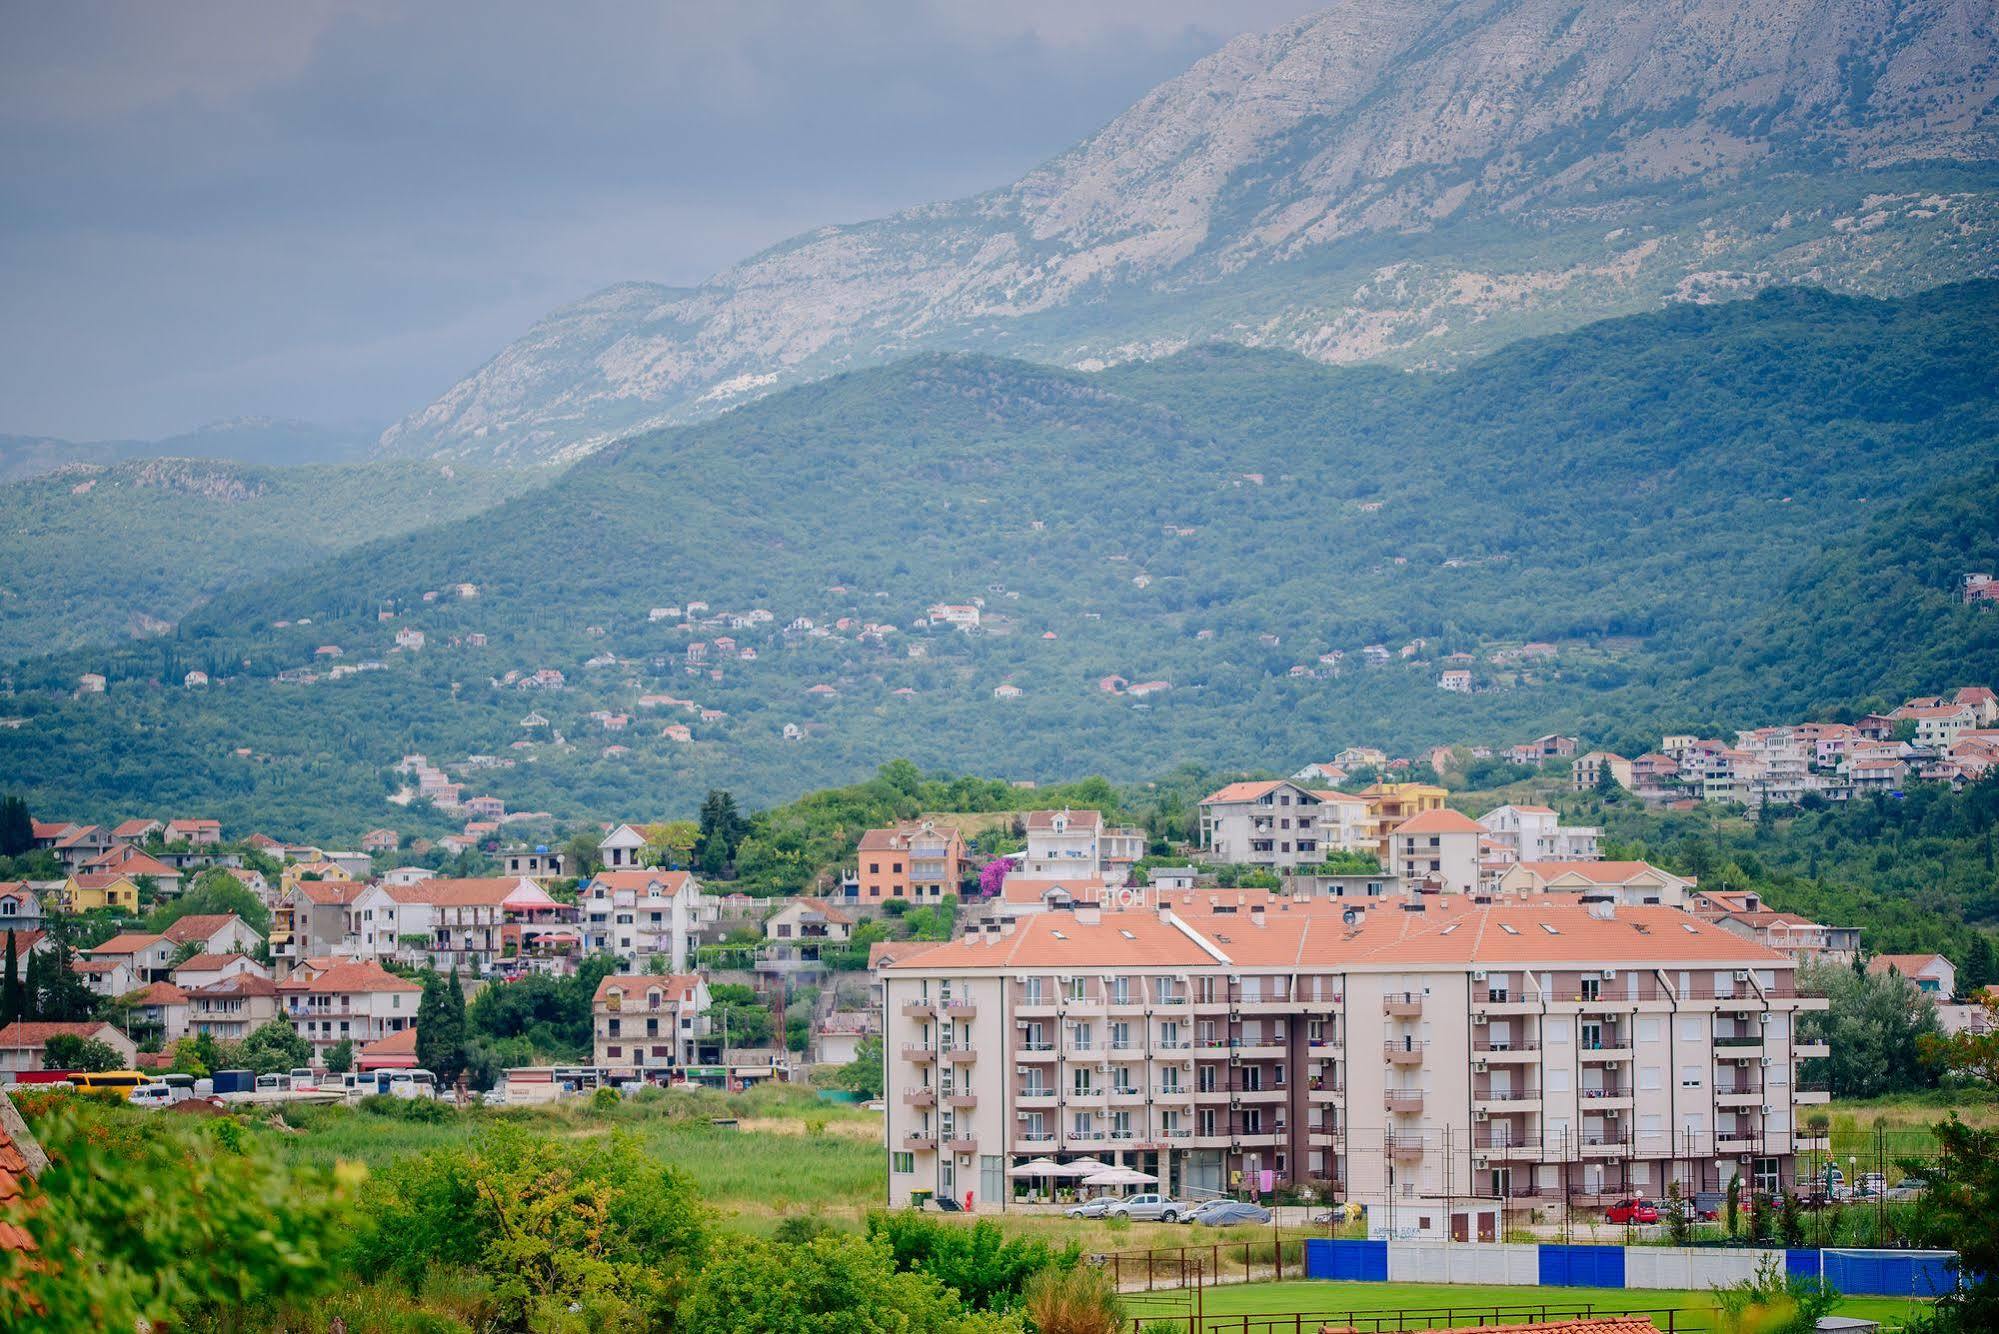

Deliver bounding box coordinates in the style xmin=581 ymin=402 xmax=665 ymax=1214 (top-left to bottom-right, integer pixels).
xmin=5 ymin=284 xmax=1996 ymax=837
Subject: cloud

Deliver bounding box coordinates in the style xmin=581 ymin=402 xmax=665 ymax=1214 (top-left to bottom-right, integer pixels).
xmin=0 ymin=1 xmax=1327 ymax=440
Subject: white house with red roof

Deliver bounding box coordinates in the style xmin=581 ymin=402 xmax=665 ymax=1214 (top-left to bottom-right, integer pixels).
xmin=0 ymin=884 xmax=42 ymax=932
xmin=1493 ymin=860 xmax=1695 ymax=907
xmin=577 ymin=869 xmax=709 ymax=970
xmin=1866 ymin=952 xmax=1956 ymax=1000
xmin=164 ymin=818 xmax=222 ymax=846
xmin=1388 ymin=809 xmax=1484 ymax=893
xmin=1197 ymin=780 xmax=1370 ymax=869
xmin=185 ymin=973 xmax=280 ymax=1042
xmin=278 ymin=959 xmax=422 ymax=1059
xmin=160 ymin=913 xmax=262 ymax=956
xmin=345 ymin=876 xmax=565 ymax=975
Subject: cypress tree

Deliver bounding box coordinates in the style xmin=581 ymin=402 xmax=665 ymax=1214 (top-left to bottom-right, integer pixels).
xmin=0 ymin=929 xmax=19 ymax=1026
xmin=21 ymin=943 xmax=43 ymax=1022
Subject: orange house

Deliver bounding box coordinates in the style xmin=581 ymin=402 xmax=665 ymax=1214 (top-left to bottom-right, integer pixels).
xmin=854 ymin=821 xmax=967 ymax=902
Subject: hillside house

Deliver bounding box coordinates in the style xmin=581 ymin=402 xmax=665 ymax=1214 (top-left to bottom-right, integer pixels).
xmin=361 ymin=829 xmax=400 ymax=854
xmin=184 ymin=973 xmax=280 ymax=1042
xmin=1505 ymin=734 xmax=1578 ymax=764
xmin=1476 ymin=805 xmax=1600 ymax=862
xmin=1388 ymin=809 xmax=1484 ymax=894
xmin=592 ymin=974 xmax=710 ymax=1073
xmin=1867 ymin=953 xmax=1956 ymax=999
xmin=856 ymin=822 xmax=968 ymax=902
xmin=577 ymin=869 xmax=710 ymax=970
xmin=0 ymin=884 xmax=42 ymax=932
xmin=0 ymin=1021 xmax=137 ymax=1073
xmin=1570 ymin=751 xmax=1632 ymax=791
xmin=599 ymin=823 xmax=648 ymax=869
xmin=161 ymin=913 xmax=261 ymax=956
xmin=279 ymin=960 xmax=421 ymax=1060
xmin=1438 ymin=669 xmax=1473 ymax=693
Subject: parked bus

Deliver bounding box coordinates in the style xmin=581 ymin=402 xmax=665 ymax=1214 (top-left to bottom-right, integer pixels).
xmin=388 ymin=1069 xmax=438 ymax=1100
xmin=68 ymin=1070 xmax=148 ymax=1102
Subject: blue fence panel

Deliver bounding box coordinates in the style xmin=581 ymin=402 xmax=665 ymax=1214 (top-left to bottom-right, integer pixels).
xmin=1784 ymin=1249 xmax=1822 ymax=1283
xmin=1537 ymin=1243 xmax=1625 ymax=1288
xmin=1822 ymin=1251 xmax=1958 ymax=1297
xmin=1305 ymin=1238 xmax=1388 ymax=1282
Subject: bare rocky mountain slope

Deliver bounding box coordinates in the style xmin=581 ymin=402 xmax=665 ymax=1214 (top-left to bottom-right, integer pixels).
xmin=381 ymin=0 xmax=1999 ymax=465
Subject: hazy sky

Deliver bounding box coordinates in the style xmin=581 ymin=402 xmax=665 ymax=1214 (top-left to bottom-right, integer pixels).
xmin=0 ymin=1 xmax=1324 ymax=442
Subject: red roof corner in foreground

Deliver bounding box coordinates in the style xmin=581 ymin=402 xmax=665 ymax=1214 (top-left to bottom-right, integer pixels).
xmin=0 ymin=1089 xmax=48 ymax=1258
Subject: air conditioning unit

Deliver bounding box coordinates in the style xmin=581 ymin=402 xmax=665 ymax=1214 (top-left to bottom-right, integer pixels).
xmin=1473 ymin=1060 xmax=1488 ymax=1073
xmin=1229 ymin=1010 xmax=1242 ymax=1022
xmin=1761 ymin=1105 xmax=1773 ymax=1115
xmin=1758 ymin=1013 xmax=1772 ymax=1025
xmin=1606 ymin=1108 xmax=1620 ymax=1118
xmin=1601 ymin=969 xmax=1617 ymax=980
xmin=1014 ymin=1020 xmax=1029 ymax=1030
xmin=1472 ymin=970 xmax=1488 ymax=982
xmin=1016 ymin=1111 xmax=1031 ymax=1122
xmin=1473 ymin=1012 xmax=1489 ymax=1024
xmin=1014 ymin=1065 xmax=1028 ymax=1075
xmin=1760 ymin=1056 xmax=1773 ymax=1068
xmin=1473 ymin=1108 xmax=1489 ymax=1122
xmin=1473 ymin=1155 xmax=1490 ymax=1169
xmin=1734 ymin=971 xmax=1750 ymax=982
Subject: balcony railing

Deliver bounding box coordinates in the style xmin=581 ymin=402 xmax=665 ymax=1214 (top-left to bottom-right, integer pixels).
xmin=1383 ymin=992 xmax=1424 ymax=1017
xmin=1384 ymin=1089 xmax=1425 ymax=1113
xmin=1473 ymin=1038 xmax=1541 ymax=1053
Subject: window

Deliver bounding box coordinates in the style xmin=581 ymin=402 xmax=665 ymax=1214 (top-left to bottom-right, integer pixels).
xmin=892 ymin=1152 xmax=914 ymax=1174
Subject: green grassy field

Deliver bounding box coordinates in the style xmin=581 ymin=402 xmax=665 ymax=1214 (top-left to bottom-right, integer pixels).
xmin=1132 ymin=1280 xmax=1926 ymax=1332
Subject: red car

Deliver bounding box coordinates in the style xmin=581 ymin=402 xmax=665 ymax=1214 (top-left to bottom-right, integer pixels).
xmin=1606 ymin=1199 xmax=1660 ymax=1225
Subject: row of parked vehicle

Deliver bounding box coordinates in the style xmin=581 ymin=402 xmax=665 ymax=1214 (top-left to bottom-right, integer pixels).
xmin=1602 ymin=1173 xmax=1927 ymax=1226
xmin=40 ymin=1067 xmax=441 ymax=1107
xmin=1063 ymin=1193 xmax=1274 ymax=1227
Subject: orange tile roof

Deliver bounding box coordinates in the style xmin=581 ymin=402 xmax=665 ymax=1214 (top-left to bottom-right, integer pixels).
xmin=1200 ymin=781 xmax=1285 ymax=804
xmin=186 ymin=973 xmax=278 ymax=999
xmin=293 ymin=879 xmax=368 ymax=905
xmin=87 ymin=932 xmax=164 ymax=956
xmin=886 ymin=901 xmax=1788 ymax=972
xmin=277 ymin=961 xmax=420 ymax=995
xmin=160 ymin=914 xmax=250 ymax=944
xmin=173 ymin=951 xmax=255 ymax=972
xmin=587 ymin=870 xmax=693 ymax=894
xmin=0 ymin=1089 xmax=43 ymax=1259
xmin=120 ymin=982 xmax=189 ymax=1007
xmin=1509 ymin=861 xmax=1680 ymax=883
xmin=593 ymin=974 xmax=701 ymax=1004
xmin=1392 ymin=809 xmax=1485 ymax=835
xmin=379 ymin=876 xmax=528 ymax=907
xmin=0 ymin=1021 xmax=128 ymax=1049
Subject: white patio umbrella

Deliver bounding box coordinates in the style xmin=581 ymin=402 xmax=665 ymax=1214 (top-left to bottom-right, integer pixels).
xmin=1082 ymin=1167 xmax=1157 ymax=1187
xmin=1007 ymin=1158 xmax=1065 ymax=1177
xmin=1064 ymin=1157 xmax=1110 ymax=1174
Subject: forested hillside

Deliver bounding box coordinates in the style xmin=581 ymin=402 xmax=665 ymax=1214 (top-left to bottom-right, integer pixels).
xmin=0 ymin=458 xmax=539 ymax=658
xmin=4 ymin=285 xmax=1996 ymax=836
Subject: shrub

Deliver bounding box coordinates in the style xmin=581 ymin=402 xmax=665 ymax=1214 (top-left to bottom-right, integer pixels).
xmin=1021 ymin=1265 xmax=1123 ymax=1334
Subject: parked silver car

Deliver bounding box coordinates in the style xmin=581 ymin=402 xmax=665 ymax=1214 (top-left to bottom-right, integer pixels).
xmin=1107 ymin=1193 xmax=1185 ymax=1222
xmin=1064 ymin=1197 xmax=1116 ymax=1219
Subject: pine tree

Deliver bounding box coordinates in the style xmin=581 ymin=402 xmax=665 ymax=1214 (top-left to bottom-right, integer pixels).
xmin=21 ymin=943 xmax=43 ymax=1022
xmin=0 ymin=795 xmax=30 ymax=858
xmin=0 ymin=929 xmax=19 ymax=1027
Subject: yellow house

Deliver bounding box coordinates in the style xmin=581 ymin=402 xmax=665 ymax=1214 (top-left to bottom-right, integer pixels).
xmin=1357 ymin=782 xmax=1448 ymax=859
xmin=65 ymin=872 xmax=142 ymax=912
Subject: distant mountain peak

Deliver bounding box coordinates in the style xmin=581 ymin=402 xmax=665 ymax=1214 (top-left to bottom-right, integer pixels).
xmin=381 ymin=0 xmax=1999 ymax=466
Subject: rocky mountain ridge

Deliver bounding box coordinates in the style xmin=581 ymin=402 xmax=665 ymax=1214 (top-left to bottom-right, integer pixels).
xmin=380 ymin=0 xmax=1999 ymax=465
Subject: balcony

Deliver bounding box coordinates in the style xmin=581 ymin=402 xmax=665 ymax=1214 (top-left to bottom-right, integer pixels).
xmin=1307 ymin=1083 xmax=1344 ymax=1102
xmin=1384 ymin=1040 xmax=1427 ymax=1065
xmin=1383 ymin=992 xmax=1424 ymax=1017
xmin=1384 ymin=1089 xmax=1425 ymax=1114
xmin=944 ymin=1000 xmax=977 ymax=1020
xmin=1579 ymin=1043 xmax=1633 ymax=1063
xmin=1016 ymin=1088 xmax=1056 ymax=1107
xmin=1579 ymin=1086 xmax=1632 ymax=1107
xmin=1153 ymin=1084 xmax=1193 ymax=1101
xmin=900 ymin=1000 xmax=936 ymax=1018
xmin=1793 ymin=1082 xmax=1831 ymax=1104
xmin=946 ymin=1091 xmax=977 ymax=1110
xmin=1016 ymin=1131 xmax=1057 ymax=1147
xmin=1476 ymin=991 xmax=1541 ymax=1015
xmin=1229 ymin=1087 xmax=1286 ymax=1105
xmin=902 ymin=1088 xmax=936 ymax=1108
xmin=1795 ymin=1041 xmax=1830 ymax=1059
xmin=1716 ymin=1132 xmax=1764 ymax=1154
xmin=1715 ymin=1085 xmax=1763 ymax=1107
xmin=899 ymin=1043 xmax=935 ymax=1063
xmin=1714 ymin=1033 xmax=1764 ymax=1050
xmin=1580 ymin=1135 xmax=1633 ymax=1157
xmin=1387 ymin=1134 xmax=1425 ymax=1161
xmin=1474 ymin=1087 xmax=1541 ymax=1111
xmin=900 ymin=1134 xmax=937 ymax=1152
xmin=1473 ymin=1039 xmax=1541 ymax=1059
xmin=1018 ymin=1042 xmax=1055 ymax=1060
xmin=945 ymin=1136 xmax=978 ymax=1154
xmin=943 ymin=1046 xmax=976 ymax=1065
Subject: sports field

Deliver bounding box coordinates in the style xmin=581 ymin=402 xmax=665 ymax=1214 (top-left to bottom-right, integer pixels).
xmin=1120 ymin=1279 xmax=1925 ymax=1332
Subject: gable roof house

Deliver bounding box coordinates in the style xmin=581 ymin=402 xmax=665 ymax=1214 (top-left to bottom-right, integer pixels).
xmin=1867 ymin=952 xmax=1956 ymax=1000
xmin=0 ymin=1020 xmax=139 ymax=1073
xmin=592 ymin=973 xmax=711 ymax=1073
xmin=161 ymin=913 xmax=263 ymax=956
xmin=278 ymin=960 xmax=423 ymax=1059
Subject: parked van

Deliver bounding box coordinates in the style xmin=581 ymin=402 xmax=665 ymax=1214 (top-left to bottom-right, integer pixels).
xmin=68 ymin=1071 xmax=148 ymax=1102
xmin=288 ymin=1067 xmax=318 ymax=1093
xmin=339 ymin=1070 xmax=394 ymax=1099
xmin=388 ymin=1069 xmax=438 ymax=1100
xmin=254 ymin=1073 xmax=287 ymax=1095
xmin=156 ymin=1073 xmax=196 ymax=1104
xmin=127 ymin=1081 xmax=175 ymax=1109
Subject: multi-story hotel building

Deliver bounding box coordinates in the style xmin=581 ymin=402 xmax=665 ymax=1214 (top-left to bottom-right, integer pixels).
xmin=880 ymin=893 xmax=1828 ymax=1237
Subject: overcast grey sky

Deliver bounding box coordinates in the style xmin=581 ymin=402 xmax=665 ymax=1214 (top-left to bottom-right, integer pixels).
xmin=0 ymin=1 xmax=1324 ymax=442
